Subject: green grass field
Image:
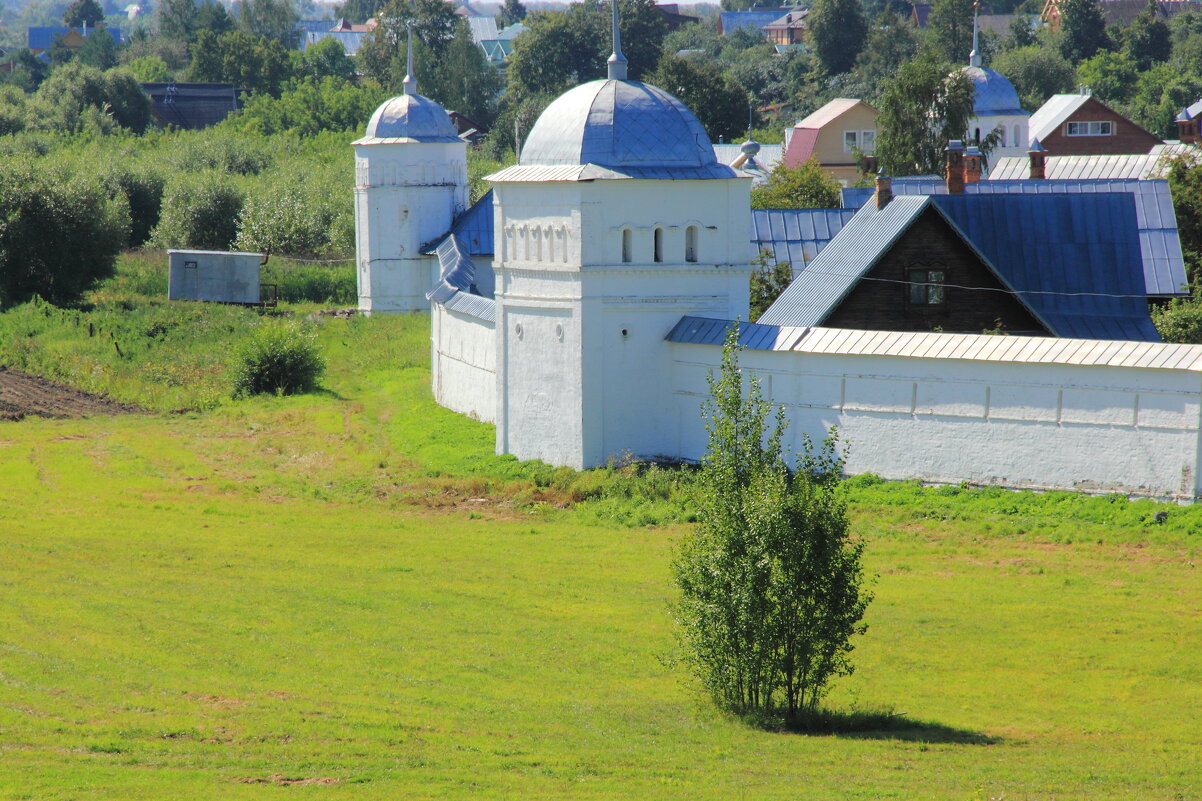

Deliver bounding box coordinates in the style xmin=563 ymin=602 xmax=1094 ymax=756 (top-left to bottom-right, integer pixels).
xmin=0 ymin=263 xmax=1200 ymax=799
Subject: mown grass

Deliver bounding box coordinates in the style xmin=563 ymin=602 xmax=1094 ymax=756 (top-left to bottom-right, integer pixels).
xmin=0 ymin=256 xmax=1200 ymax=799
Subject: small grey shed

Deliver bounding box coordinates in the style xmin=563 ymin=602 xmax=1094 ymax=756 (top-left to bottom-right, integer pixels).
xmin=167 ymin=250 xmax=264 ymax=304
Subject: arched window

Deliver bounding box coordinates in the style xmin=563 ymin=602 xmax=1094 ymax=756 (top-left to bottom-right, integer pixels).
xmin=685 ymin=226 xmax=698 ymax=263
xmin=653 ymin=227 xmax=663 ymax=263
xmin=622 ymin=228 xmax=632 ymax=263
xmin=999 ymin=126 xmax=1007 ymax=147
xmin=974 ymin=127 xmax=981 ymax=143
xmin=1014 ymin=124 xmax=1022 ymax=148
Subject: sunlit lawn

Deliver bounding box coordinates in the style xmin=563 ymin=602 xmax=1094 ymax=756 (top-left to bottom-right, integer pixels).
xmin=0 ymin=312 xmax=1199 ymax=800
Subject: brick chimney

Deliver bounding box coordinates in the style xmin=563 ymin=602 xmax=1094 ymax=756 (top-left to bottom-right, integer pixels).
xmin=1028 ymin=137 xmax=1047 ymax=180
xmin=945 ymin=140 xmax=965 ymax=194
xmin=874 ymin=168 xmax=892 ymax=209
xmin=1177 ymin=107 xmax=1198 ymax=146
xmin=964 ymin=146 xmax=982 ymax=184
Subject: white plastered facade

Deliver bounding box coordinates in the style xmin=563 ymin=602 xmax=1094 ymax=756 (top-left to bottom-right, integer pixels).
xmin=353 ymin=139 xmax=467 ymax=313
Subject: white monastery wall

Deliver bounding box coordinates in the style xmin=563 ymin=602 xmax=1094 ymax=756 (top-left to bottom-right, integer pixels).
xmin=431 ymin=303 xmax=495 ymax=423
xmin=670 ymin=343 xmax=1202 ymax=499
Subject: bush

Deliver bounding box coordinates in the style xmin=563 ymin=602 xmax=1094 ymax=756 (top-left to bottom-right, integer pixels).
xmin=231 ymin=319 xmax=326 ymax=396
xmin=0 ymin=161 xmax=129 ymax=306
xmin=167 ymin=133 xmax=271 ymax=176
xmin=103 ymin=165 xmax=165 ymax=248
xmin=235 ymin=169 xmax=353 ymax=257
xmin=672 ymin=325 xmax=871 ymax=727
xmin=1152 ymin=298 xmax=1202 ymax=343
xmin=152 ymin=172 xmax=245 ymax=250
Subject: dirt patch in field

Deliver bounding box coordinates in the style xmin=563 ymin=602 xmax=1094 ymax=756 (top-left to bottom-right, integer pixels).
xmin=233 ymin=774 xmax=342 ymax=786
xmin=0 ymin=366 xmax=143 ymax=421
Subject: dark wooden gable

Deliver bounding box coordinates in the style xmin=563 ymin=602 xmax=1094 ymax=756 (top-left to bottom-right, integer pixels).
xmin=820 ymin=206 xmax=1050 ymax=335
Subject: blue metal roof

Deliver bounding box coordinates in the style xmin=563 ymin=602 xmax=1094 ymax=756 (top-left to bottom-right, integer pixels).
xmin=842 ymin=178 xmax=1187 ymax=296
xmin=750 ymin=208 xmax=856 ymax=270
xmin=28 ymin=26 xmax=122 ymax=50
xmin=426 ymin=234 xmax=494 ymax=323
xmin=963 ymin=66 xmax=1028 ymax=117
xmin=719 ymin=10 xmax=788 ymax=33
xmin=361 ymin=92 xmax=460 ymax=142
xmin=520 ymin=79 xmax=733 ymax=179
xmin=451 ymin=190 xmax=494 ymax=256
xmin=759 ymin=192 xmax=1160 ymax=341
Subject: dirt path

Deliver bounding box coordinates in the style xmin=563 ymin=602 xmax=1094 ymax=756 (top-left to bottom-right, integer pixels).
xmin=0 ymin=366 xmax=143 ymax=421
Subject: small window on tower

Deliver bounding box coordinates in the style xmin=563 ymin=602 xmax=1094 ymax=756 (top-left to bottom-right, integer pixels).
xmin=685 ymin=226 xmax=698 ymax=262
xmin=622 ymin=228 xmax=632 ymax=263
xmin=654 ymin=227 xmax=664 ymax=263
xmin=908 ymin=269 xmax=946 ymax=306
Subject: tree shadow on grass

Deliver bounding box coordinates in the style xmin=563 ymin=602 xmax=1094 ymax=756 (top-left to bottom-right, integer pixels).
xmin=773 ymin=708 xmax=1001 ymax=745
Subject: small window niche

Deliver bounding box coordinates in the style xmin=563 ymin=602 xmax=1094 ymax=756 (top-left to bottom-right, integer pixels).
xmin=908 ymin=268 xmax=946 ymax=306
xmin=622 ymin=228 xmax=632 ymax=263
xmin=653 ymin=227 xmax=664 ymax=263
xmin=685 ymin=226 xmax=698 ymax=263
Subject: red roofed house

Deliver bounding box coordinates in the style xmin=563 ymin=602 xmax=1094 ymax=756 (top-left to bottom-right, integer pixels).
xmin=781 ymin=98 xmax=879 ymax=185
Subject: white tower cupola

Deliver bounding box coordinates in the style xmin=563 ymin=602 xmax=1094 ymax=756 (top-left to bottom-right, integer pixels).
xmin=353 ymin=23 xmax=467 ymax=314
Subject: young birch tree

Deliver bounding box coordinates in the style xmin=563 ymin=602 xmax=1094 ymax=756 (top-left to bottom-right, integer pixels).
xmin=672 ymin=325 xmax=872 ymax=726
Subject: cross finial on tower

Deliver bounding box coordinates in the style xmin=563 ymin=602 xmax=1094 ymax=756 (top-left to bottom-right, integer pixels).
xmin=402 ymin=20 xmax=418 ymax=95
xmin=607 ymin=0 xmax=628 ymax=81
xmin=969 ymin=0 xmax=982 ymax=67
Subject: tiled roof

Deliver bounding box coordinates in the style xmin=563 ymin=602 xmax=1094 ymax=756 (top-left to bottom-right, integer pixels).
xmin=842 ymin=178 xmax=1187 ymax=296
xmin=668 ymin=315 xmax=1202 ymax=370
xmin=758 ymin=192 xmax=1161 ymax=341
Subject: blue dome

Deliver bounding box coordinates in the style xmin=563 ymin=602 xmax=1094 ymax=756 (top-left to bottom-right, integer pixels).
xmin=521 ymin=79 xmax=720 ymax=173
xmin=363 ymin=93 xmax=461 ymax=142
xmin=963 ymin=66 xmax=1028 ymax=118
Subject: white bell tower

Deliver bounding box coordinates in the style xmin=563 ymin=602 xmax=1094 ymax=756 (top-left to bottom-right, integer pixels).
xmin=353 ymin=25 xmax=467 ymax=313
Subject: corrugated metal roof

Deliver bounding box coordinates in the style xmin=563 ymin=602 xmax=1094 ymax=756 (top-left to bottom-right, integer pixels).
xmin=843 ymin=178 xmax=1187 ymax=296
xmin=719 ymin=9 xmax=789 ymax=33
xmin=668 ymin=314 xmax=1202 ymax=369
xmin=426 ymin=234 xmax=495 ymax=323
xmin=758 ymin=195 xmax=930 ymax=327
xmin=302 ymin=30 xmax=367 ymax=54
xmin=28 ymin=26 xmax=123 ymax=50
xmin=486 ymin=162 xmax=737 ymax=182
xmin=495 ymin=22 xmax=527 ymax=40
xmin=450 ymin=190 xmax=494 ymax=255
xmin=758 ymin=192 xmax=1161 ymax=340
xmin=989 ymin=153 xmax=1170 ymax=181
xmin=750 ymin=208 xmax=856 ymax=269
xmin=465 ymin=16 xmax=498 ymax=43
xmin=794 ymin=98 xmax=866 ymax=130
xmin=782 ymin=127 xmax=820 ymax=166
xmin=1029 ymin=93 xmax=1091 ymax=143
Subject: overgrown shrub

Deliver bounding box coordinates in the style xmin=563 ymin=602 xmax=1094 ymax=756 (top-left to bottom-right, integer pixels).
xmin=103 ymin=165 xmax=165 ymax=247
xmin=235 ymin=170 xmax=353 ymax=257
xmin=1152 ymin=298 xmax=1202 ymax=343
xmin=0 ymin=161 xmax=129 ymax=306
xmin=167 ymin=133 xmax=271 ymax=176
xmin=152 ymin=171 xmax=244 ymax=250
xmin=231 ymin=319 xmax=326 ymax=396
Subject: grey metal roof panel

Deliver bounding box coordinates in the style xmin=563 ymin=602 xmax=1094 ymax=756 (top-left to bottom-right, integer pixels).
xmin=758 ymin=195 xmax=931 ymax=327
xmin=451 ymin=190 xmax=494 ymax=255
xmin=666 ymin=315 xmax=1202 ymax=368
xmin=749 ymin=208 xmax=856 ymax=270
xmin=443 ymin=291 xmax=496 ymax=322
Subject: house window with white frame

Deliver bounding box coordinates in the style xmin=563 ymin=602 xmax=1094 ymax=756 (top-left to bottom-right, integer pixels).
xmin=1065 ymin=120 xmax=1113 ymax=136
xmin=860 ymin=130 xmax=876 ymax=153
xmin=843 ymin=130 xmax=858 ymax=153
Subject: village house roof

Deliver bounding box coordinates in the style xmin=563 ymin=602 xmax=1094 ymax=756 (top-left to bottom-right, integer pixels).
xmin=28 ymin=25 xmax=122 ymax=50
xmin=987 ymin=151 xmax=1189 ymax=181
xmin=751 ymin=208 xmax=856 ymax=267
xmin=718 ymin=8 xmax=792 ymax=35
xmin=841 ymin=178 xmax=1187 ymax=297
xmin=758 ymin=192 xmax=1160 ymax=340
xmin=784 ymin=98 xmax=876 ymax=164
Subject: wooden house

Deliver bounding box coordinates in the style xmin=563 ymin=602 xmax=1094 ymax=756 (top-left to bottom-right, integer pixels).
xmin=781 ymin=98 xmax=879 ymax=185
xmin=1029 ymin=91 xmax=1162 ymax=157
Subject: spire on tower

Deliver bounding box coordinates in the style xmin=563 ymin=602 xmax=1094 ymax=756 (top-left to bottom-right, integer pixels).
xmin=969 ymin=0 xmax=982 ymax=68
xmin=402 ymin=20 xmax=418 ymax=95
xmin=607 ymin=0 xmax=628 ymax=81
